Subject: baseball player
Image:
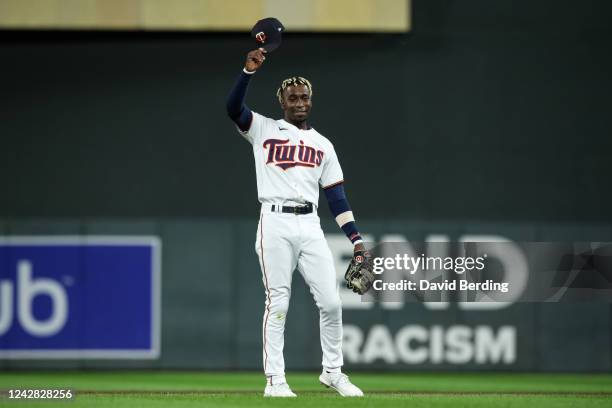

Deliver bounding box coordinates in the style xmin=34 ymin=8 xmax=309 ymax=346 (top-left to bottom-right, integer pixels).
xmin=226 ymin=47 xmax=365 ymax=398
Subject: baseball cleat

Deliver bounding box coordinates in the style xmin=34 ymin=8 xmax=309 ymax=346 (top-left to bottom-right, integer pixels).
xmin=319 ymin=371 xmax=364 ymax=397
xmin=264 ymin=382 xmax=297 ymax=397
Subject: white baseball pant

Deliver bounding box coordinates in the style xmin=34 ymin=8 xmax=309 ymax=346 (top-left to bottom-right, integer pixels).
xmin=255 ymin=205 xmax=343 ymax=382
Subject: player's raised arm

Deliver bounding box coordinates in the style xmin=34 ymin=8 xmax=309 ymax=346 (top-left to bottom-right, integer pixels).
xmin=225 ymin=48 xmax=266 ymax=132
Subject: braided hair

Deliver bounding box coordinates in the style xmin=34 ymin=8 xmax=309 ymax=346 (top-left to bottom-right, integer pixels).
xmin=276 ymin=76 xmax=313 ymax=103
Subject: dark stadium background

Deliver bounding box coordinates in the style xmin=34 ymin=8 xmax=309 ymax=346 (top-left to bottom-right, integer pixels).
xmin=1 ymin=0 xmax=611 ymax=372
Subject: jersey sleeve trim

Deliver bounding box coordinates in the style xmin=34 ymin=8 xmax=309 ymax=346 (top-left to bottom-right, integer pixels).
xmin=322 ymin=179 xmax=344 ymax=190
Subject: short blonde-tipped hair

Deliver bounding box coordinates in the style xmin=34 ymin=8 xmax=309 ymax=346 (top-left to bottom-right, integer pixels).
xmin=276 ymin=76 xmax=313 ymax=103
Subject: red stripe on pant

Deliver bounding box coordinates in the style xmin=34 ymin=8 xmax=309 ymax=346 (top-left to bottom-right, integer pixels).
xmin=260 ymin=213 xmax=271 ymax=373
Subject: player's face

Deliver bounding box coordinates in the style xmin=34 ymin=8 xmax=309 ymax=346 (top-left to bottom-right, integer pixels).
xmin=281 ymin=85 xmax=312 ymax=122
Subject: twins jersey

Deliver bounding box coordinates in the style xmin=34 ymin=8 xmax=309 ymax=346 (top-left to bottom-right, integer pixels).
xmin=238 ymin=112 xmax=344 ymax=206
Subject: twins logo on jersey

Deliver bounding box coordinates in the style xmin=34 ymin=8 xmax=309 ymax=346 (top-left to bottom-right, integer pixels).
xmin=263 ymin=139 xmax=324 ymax=170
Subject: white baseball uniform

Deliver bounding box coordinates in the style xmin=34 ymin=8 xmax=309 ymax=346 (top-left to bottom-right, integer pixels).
xmin=238 ymin=112 xmax=344 ymax=382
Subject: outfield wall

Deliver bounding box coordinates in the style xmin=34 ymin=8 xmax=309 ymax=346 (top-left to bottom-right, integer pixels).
xmin=1 ymin=0 xmax=611 ymax=373
xmin=0 ymin=219 xmax=610 ymax=372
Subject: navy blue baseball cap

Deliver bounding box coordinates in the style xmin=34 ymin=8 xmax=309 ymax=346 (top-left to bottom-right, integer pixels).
xmin=251 ymin=17 xmax=285 ymax=52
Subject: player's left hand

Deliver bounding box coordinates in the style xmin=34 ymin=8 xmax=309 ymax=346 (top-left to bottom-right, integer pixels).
xmin=345 ymin=247 xmax=375 ymax=295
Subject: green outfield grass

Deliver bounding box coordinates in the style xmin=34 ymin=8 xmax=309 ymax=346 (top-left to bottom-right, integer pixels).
xmin=1 ymin=372 xmax=611 ymax=407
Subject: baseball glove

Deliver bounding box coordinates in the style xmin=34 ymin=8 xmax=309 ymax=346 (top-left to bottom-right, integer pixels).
xmin=345 ymin=250 xmax=376 ymax=295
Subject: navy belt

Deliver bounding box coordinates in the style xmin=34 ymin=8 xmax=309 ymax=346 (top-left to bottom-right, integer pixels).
xmin=271 ymin=202 xmax=313 ymax=215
